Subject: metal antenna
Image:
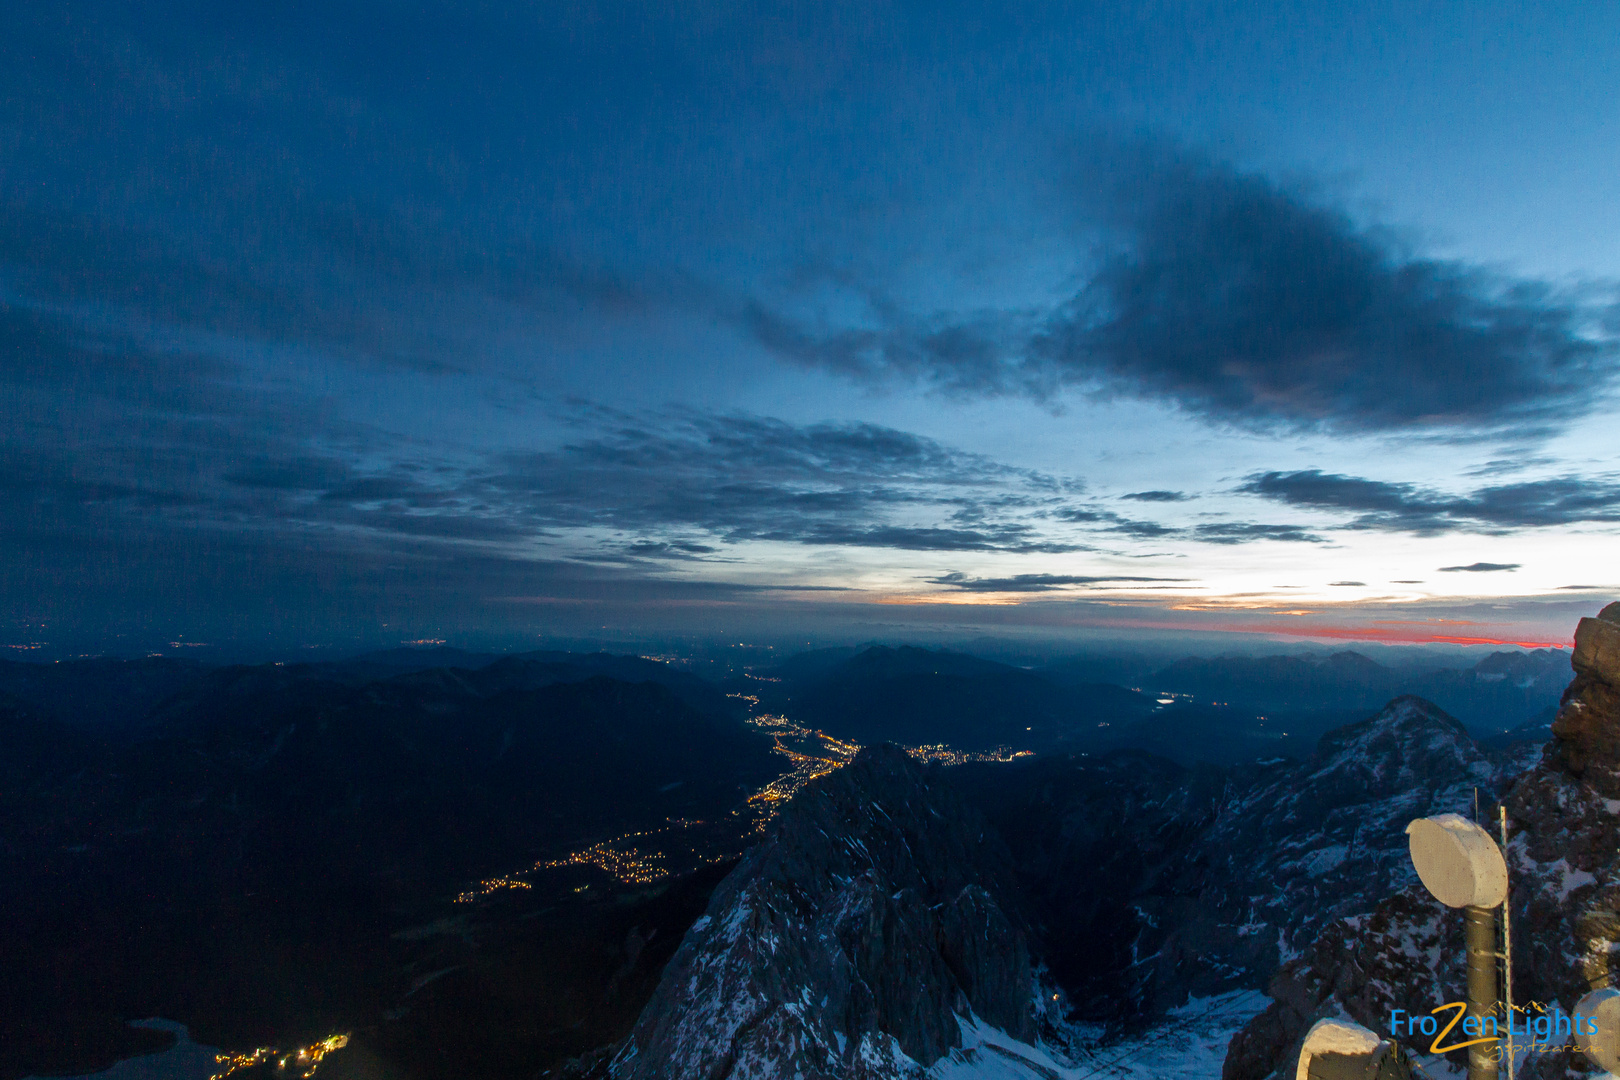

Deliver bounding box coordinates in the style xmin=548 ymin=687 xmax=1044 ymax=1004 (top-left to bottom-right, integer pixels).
xmin=1500 ymin=803 xmax=1514 ymax=1080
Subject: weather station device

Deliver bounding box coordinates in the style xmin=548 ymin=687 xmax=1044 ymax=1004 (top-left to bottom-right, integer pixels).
xmin=1406 ymin=813 xmax=1510 ymax=1080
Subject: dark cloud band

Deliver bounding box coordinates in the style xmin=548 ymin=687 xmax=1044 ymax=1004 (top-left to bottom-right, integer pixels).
xmin=925 ymin=572 xmax=1190 ymax=592
xmin=1240 ymin=469 xmax=1620 ymax=534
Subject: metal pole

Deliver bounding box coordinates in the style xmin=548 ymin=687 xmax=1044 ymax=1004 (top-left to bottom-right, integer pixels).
xmin=1466 ymin=904 xmax=1501 ymax=1080
xmin=1499 ymin=805 xmax=1514 ymax=1080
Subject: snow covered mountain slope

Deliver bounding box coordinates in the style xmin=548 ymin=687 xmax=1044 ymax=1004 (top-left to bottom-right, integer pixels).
xmin=590 ymin=697 xmax=1533 ymax=1079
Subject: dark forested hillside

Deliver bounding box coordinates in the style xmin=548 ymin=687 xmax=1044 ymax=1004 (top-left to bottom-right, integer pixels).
xmin=0 ymin=657 xmax=779 ymax=1080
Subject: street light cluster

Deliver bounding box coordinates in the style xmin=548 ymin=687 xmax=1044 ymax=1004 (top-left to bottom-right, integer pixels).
xmin=211 ymin=1035 xmax=350 ymax=1080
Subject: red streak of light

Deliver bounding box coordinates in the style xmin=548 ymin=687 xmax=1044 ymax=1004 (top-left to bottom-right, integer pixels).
xmin=1215 ymin=622 xmax=1570 ymax=649
xmin=981 ymin=611 xmax=1572 ymax=649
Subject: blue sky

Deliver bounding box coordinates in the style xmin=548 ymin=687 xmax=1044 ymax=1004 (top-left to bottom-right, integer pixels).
xmin=4 ymin=0 xmax=1618 ymax=653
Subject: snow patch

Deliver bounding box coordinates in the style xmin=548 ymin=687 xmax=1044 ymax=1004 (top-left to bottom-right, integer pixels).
xmin=1546 ymin=857 xmax=1598 ymax=902
xmin=923 ymin=990 xmax=1268 ymax=1079
xmin=1299 ymin=845 xmax=1348 ymax=878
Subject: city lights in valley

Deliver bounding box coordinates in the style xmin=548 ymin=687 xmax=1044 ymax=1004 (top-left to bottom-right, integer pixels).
xmin=211 ymin=1034 xmax=350 ymax=1080
xmin=452 ymin=704 xmax=1031 ymax=897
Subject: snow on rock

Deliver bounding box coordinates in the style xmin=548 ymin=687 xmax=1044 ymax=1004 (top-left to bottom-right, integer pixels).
xmin=928 ymin=990 xmax=1270 ymax=1080
xmin=606 ymin=746 xmax=1038 ymax=1079
xmin=1293 ymin=1018 xmax=1382 ymax=1080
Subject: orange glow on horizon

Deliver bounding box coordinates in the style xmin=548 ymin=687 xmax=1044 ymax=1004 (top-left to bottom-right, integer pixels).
xmin=873 ymin=593 xmax=1021 ymax=606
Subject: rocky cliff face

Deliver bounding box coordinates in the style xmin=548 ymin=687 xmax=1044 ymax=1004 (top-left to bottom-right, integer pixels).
xmin=602 ymin=745 xmax=1049 ymax=1080
xmin=1224 ymin=607 xmax=1620 ymax=1080
xmin=948 ymin=749 xmax=1228 ymax=1022
xmin=1118 ymin=694 xmax=1517 ymax=1057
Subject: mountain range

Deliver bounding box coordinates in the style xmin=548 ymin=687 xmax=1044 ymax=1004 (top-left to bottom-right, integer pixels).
xmin=0 ymin=635 xmax=1589 ymax=1079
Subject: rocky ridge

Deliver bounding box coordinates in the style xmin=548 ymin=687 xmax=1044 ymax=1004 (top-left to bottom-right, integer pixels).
xmin=1193 ymin=695 xmax=1504 ymax=962
xmin=599 ymin=745 xmax=1056 ymax=1080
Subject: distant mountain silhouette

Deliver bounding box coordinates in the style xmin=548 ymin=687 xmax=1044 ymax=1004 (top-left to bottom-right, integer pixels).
xmin=1143 ymin=647 xmax=1567 ymax=732
xmin=0 ymin=689 xmax=93 ymax=796
xmin=764 ymin=645 xmax=862 ymax=683
xmin=0 ymin=656 xmax=210 ymax=732
xmin=304 ymin=644 xmax=501 ymax=680
xmin=770 ymin=645 xmax=1152 ymax=752
xmin=745 ymin=643 xmax=1556 ymax=765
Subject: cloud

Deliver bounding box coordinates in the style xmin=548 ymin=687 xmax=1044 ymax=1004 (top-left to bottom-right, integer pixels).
xmin=1240 ymin=469 xmax=1620 ymax=534
xmin=5 ymin=398 xmax=1105 ymax=584
xmin=1439 ymin=562 xmax=1520 ymax=572
xmin=1032 ymin=140 xmax=1617 ymax=434
xmin=1108 ymin=518 xmax=1182 ymax=539
xmin=745 ymin=139 xmax=1617 ymax=435
xmin=1121 ymin=490 xmax=1189 ymax=502
xmin=1190 ymin=522 xmax=1326 ymax=544
xmin=469 ymin=414 xmax=1091 ymax=554
xmin=1050 ymin=505 xmax=1188 ymax=540
xmin=926 ymin=572 xmax=1189 ymax=592
xmin=1464 ymin=456 xmax=1560 ymax=477
xmin=806 ymin=526 xmax=1087 ymax=553
xmin=0 ymin=395 xmax=1128 ymax=644
xmin=739 ymin=302 xmax=1037 ymax=398
xmin=1055 ymin=502 xmax=1325 ymax=545
xmin=626 ymin=540 xmax=720 ymax=557
xmin=573 ymin=539 xmax=730 ymax=564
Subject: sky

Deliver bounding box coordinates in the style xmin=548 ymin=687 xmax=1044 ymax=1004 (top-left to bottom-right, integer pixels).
xmin=3 ymin=0 xmax=1619 ymax=656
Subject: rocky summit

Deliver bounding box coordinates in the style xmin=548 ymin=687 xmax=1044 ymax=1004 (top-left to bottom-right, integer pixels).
xmin=962 ymin=693 xmax=1523 ymax=1035
xmin=599 ymin=745 xmax=1049 ymax=1080
xmin=1225 ymin=606 xmax=1620 ymax=1080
